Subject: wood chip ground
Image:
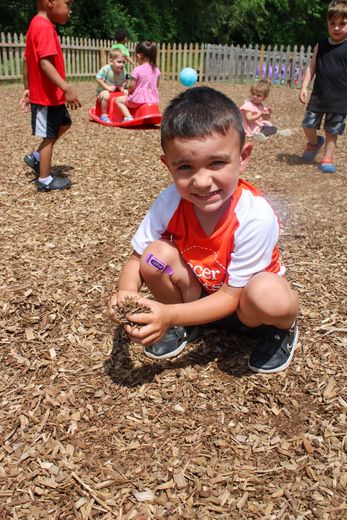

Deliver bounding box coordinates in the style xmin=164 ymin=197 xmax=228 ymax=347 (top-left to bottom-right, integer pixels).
xmin=0 ymin=81 xmax=346 ymax=519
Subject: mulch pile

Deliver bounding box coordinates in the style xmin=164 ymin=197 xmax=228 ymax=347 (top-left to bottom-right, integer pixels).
xmin=0 ymin=81 xmax=346 ymax=519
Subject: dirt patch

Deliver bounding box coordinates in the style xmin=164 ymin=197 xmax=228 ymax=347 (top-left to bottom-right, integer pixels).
xmin=0 ymin=81 xmax=346 ymax=518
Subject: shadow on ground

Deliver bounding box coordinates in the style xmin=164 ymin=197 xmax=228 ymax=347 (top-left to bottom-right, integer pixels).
xmin=104 ymin=326 xmax=253 ymax=387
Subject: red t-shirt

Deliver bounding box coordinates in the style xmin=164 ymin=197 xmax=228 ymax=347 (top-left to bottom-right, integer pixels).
xmin=25 ymin=15 xmax=66 ymax=105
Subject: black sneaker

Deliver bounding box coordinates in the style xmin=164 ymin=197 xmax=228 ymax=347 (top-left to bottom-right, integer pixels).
xmin=24 ymin=153 xmax=40 ymax=175
xmin=35 ymin=176 xmax=71 ymax=192
xmin=248 ymin=321 xmax=298 ymax=374
xmin=144 ymin=326 xmax=199 ymax=360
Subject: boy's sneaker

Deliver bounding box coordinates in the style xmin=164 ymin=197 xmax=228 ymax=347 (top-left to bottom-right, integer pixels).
xmin=100 ymin=114 xmax=111 ymax=123
xmin=144 ymin=326 xmax=199 ymax=360
xmin=35 ymin=176 xmax=71 ymax=192
xmin=248 ymin=321 xmax=299 ymax=374
xmin=123 ymin=115 xmax=134 ymax=122
xmin=24 ymin=153 xmax=40 ymax=175
xmin=302 ymin=135 xmax=324 ymax=162
xmin=319 ymin=158 xmax=336 ymax=173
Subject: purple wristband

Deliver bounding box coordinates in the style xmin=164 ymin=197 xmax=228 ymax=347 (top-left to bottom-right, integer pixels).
xmin=145 ymin=253 xmax=174 ymax=276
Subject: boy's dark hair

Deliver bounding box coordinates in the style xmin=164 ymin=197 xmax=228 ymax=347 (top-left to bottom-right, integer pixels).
xmin=327 ymin=0 xmax=347 ymax=19
xmin=161 ymin=87 xmax=245 ymax=150
xmin=114 ymin=28 xmax=128 ymax=42
xmin=135 ymin=41 xmax=157 ymax=67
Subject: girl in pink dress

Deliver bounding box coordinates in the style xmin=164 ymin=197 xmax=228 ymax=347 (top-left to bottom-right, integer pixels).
xmin=240 ymin=80 xmax=292 ymax=141
xmin=116 ymin=41 xmax=160 ymax=122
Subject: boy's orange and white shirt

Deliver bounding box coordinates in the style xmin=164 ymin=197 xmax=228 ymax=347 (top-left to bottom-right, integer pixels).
xmin=131 ymin=180 xmax=285 ymax=293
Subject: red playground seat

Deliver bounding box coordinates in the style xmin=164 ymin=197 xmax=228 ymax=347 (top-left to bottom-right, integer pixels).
xmin=89 ymin=91 xmax=162 ymax=127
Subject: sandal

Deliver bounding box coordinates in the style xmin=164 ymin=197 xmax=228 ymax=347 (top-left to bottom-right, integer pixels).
xmin=320 ymin=157 xmax=336 ymax=174
xmin=302 ymin=135 xmax=324 ymax=162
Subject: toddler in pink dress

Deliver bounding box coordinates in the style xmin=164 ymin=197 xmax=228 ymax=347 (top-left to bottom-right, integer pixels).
xmin=240 ymin=80 xmax=292 ymax=141
xmin=116 ymin=41 xmax=160 ymax=122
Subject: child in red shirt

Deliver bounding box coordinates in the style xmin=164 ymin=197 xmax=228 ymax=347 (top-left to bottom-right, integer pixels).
xmin=20 ymin=0 xmax=81 ymax=192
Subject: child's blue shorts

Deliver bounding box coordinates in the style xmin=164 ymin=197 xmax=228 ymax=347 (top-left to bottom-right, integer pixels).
xmin=302 ymin=111 xmax=346 ymax=136
xmin=31 ymin=104 xmax=72 ymax=139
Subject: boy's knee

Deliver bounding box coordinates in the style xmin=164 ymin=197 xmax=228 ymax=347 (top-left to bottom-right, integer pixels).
xmin=140 ymin=241 xmax=179 ymax=279
xmin=244 ymin=272 xmax=298 ymax=315
xmin=99 ymin=91 xmax=110 ymax=101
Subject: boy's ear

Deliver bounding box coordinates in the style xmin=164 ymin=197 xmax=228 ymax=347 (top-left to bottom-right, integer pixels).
xmin=160 ymin=154 xmax=170 ymax=169
xmin=240 ymin=142 xmax=253 ymax=171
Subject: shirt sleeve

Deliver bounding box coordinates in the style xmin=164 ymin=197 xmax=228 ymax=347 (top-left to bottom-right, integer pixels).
xmin=130 ymin=66 xmax=139 ymax=80
xmin=227 ymin=194 xmax=284 ymax=287
xmin=36 ymin=25 xmax=58 ymax=59
xmin=131 ymin=185 xmax=181 ymax=254
xmin=96 ymin=65 xmax=107 ymax=80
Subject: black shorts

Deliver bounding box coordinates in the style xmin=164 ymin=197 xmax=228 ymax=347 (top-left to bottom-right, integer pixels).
xmin=31 ymin=104 xmax=72 ymax=138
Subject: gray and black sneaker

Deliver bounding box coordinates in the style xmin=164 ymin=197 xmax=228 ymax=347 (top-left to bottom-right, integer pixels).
xmin=35 ymin=176 xmax=71 ymax=192
xmin=248 ymin=321 xmax=298 ymax=374
xmin=144 ymin=326 xmax=199 ymax=360
xmin=24 ymin=153 xmax=40 ymax=175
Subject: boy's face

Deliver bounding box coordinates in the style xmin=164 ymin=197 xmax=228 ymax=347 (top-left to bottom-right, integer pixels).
xmin=161 ymin=129 xmax=252 ymax=215
xmin=47 ymin=0 xmax=72 ymax=25
xmin=111 ymin=56 xmax=125 ymax=72
xmin=328 ymin=15 xmax=347 ymax=43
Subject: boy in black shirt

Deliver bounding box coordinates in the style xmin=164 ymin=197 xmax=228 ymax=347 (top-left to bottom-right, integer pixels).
xmin=299 ymin=0 xmax=347 ymax=173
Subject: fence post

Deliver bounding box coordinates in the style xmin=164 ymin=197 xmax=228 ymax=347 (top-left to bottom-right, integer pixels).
xmin=290 ymin=44 xmax=298 ymax=88
xmin=199 ymin=43 xmax=204 ymax=82
xmin=259 ymin=45 xmax=265 ymax=79
xmin=100 ymin=46 xmax=107 ymax=68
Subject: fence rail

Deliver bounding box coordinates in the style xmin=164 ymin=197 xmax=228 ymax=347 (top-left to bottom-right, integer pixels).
xmin=0 ymin=32 xmax=311 ymax=87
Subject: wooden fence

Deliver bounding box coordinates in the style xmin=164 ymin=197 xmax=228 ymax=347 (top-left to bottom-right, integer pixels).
xmin=0 ymin=32 xmax=312 ymax=87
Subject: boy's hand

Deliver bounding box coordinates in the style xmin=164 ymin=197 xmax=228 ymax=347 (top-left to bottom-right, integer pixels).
xmin=108 ymin=290 xmax=141 ymax=322
xmin=108 ymin=86 xmax=116 ymax=92
xmin=299 ymin=88 xmax=308 ymax=104
xmin=20 ymin=89 xmax=30 ymax=111
xmin=122 ymin=298 xmax=171 ymax=346
xmin=64 ymin=85 xmax=81 ymax=109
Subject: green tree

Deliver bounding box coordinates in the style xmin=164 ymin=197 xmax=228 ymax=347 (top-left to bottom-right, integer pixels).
xmin=0 ymin=0 xmax=331 ymax=47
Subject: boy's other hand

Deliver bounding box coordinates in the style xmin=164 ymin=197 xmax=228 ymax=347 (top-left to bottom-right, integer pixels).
xmin=64 ymin=85 xmax=81 ymax=109
xmin=299 ymin=88 xmax=308 ymax=104
xmin=20 ymin=89 xmax=30 ymax=111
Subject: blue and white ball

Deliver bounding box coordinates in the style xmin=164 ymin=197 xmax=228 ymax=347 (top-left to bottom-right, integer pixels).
xmin=179 ymin=67 xmax=198 ymax=87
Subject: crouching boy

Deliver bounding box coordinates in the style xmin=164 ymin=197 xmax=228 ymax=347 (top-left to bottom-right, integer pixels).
xmin=108 ymin=87 xmax=299 ymax=374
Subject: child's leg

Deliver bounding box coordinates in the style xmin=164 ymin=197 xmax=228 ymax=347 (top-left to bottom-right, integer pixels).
xmin=140 ymin=240 xmax=202 ymax=304
xmin=237 ymin=272 xmax=299 ymax=373
xmin=138 ymin=240 xmax=201 ymax=360
xmin=97 ymin=91 xmax=110 ymax=114
xmin=301 ymin=111 xmax=325 ymax=161
xmin=38 ymin=138 xmax=55 ymax=179
xmin=116 ymin=95 xmax=132 ymax=118
xmin=323 ymin=131 xmax=337 ymax=159
xmin=302 ymin=126 xmax=318 ymax=145
xmin=237 ymin=272 xmax=299 ymax=330
xmin=36 ymin=125 xmax=71 ymax=179
xmin=261 ymin=125 xmax=277 ymax=136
